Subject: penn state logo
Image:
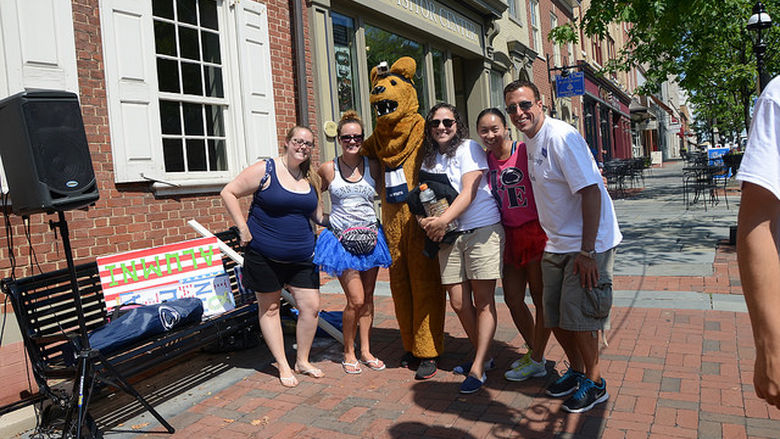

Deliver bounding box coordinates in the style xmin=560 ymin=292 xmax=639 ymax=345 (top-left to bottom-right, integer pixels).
xmin=500 ymin=167 xmax=524 ymax=187
xmin=158 ymin=305 xmax=181 ymax=330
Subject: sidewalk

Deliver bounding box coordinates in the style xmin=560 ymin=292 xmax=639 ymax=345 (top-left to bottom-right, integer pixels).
xmin=13 ymin=161 xmax=780 ymax=438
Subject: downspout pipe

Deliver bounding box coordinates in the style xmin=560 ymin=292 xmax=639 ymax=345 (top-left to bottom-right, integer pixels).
xmin=292 ymin=0 xmax=308 ymax=127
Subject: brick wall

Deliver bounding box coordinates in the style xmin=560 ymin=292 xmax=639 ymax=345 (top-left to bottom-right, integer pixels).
xmin=0 ymin=0 xmax=316 ymax=292
xmin=0 ymin=0 xmax=316 ymax=406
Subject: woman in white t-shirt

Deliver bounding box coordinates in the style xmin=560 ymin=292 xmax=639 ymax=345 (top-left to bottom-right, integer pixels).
xmin=419 ymin=103 xmax=504 ymax=394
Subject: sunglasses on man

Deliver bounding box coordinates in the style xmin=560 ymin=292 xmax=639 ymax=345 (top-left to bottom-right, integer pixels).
xmin=505 ymin=101 xmax=535 ymax=114
xmin=428 ymin=118 xmax=456 ymax=128
xmin=339 ymin=134 xmax=364 ymax=142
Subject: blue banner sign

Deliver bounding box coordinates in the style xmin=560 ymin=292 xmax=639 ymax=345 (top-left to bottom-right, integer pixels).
xmin=555 ymin=72 xmax=585 ymax=98
xmin=707 ymin=147 xmax=732 ymax=180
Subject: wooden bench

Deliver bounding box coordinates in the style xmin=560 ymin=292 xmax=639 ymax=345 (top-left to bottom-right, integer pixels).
xmin=1 ymin=228 xmax=259 ymax=436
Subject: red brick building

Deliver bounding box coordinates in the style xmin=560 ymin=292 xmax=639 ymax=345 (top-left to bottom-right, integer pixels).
xmin=526 ymin=0 xmax=581 ymax=131
xmin=0 ymin=0 xmax=314 ymax=408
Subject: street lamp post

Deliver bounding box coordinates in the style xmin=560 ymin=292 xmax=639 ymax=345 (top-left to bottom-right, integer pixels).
xmin=747 ymin=1 xmax=773 ymax=92
xmin=546 ymin=54 xmax=582 ymax=119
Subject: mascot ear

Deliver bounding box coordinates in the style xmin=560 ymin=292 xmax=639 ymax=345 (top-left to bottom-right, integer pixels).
xmin=391 ymin=57 xmax=417 ymax=83
xmin=370 ymin=66 xmax=379 ymax=86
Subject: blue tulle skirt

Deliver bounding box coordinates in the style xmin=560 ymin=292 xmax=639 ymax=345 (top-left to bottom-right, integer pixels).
xmin=314 ymin=225 xmax=392 ymax=277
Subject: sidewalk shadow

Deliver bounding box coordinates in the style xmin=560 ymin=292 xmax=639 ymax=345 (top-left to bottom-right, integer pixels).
xmin=406 ymin=360 xmax=608 ymax=438
xmin=388 ymin=422 xmax=477 ymax=438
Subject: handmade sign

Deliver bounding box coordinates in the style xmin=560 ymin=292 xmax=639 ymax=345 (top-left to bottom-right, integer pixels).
xmin=97 ymin=237 xmax=234 ymax=317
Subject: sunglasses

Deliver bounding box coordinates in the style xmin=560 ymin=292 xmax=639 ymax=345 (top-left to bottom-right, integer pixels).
xmin=428 ymin=118 xmax=456 ymax=128
xmin=339 ymin=134 xmax=364 ymax=142
xmin=290 ymin=137 xmax=314 ymax=148
xmin=505 ymin=101 xmax=535 ymax=114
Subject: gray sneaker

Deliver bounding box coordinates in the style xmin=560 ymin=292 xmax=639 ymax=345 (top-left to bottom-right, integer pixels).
xmin=508 ymin=350 xmax=532 ymax=370
xmin=504 ymin=358 xmax=547 ymax=382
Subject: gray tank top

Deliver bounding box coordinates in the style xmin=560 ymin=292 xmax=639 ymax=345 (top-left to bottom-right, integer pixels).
xmin=329 ymin=156 xmax=378 ymax=231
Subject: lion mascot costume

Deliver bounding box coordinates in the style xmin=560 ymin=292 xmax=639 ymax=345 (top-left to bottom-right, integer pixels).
xmin=361 ymin=57 xmax=445 ymax=376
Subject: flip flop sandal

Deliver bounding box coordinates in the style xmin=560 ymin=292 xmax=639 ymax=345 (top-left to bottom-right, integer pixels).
xmin=360 ymin=358 xmax=386 ymax=371
xmin=341 ymin=361 xmax=362 ymax=374
xmin=279 ymin=375 xmax=298 ymax=388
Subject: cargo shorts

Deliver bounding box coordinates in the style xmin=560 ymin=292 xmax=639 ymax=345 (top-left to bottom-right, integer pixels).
xmin=541 ymin=247 xmax=616 ymax=331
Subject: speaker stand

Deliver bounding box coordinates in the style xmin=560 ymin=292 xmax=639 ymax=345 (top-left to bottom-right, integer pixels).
xmin=50 ymin=210 xmax=175 ymax=438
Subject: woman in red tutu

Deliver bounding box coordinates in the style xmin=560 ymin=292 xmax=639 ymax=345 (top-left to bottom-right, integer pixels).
xmin=478 ymin=108 xmax=551 ymax=382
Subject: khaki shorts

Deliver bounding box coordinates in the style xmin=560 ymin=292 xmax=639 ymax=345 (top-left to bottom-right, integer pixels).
xmin=542 ymin=248 xmax=616 ymax=331
xmin=438 ymin=222 xmax=504 ymax=285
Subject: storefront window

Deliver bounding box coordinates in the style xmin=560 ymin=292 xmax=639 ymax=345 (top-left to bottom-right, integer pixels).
xmin=432 ymin=48 xmax=446 ymax=104
xmin=332 ymin=12 xmax=360 ymax=115
xmin=364 ymin=24 xmax=428 ymax=115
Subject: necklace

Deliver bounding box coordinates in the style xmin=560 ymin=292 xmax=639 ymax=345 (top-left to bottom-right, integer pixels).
xmin=281 ymin=157 xmax=302 ymax=180
xmin=339 ymin=156 xmax=361 ymax=176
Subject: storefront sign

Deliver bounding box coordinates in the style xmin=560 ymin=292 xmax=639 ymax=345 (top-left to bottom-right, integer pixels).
xmin=387 ymin=0 xmax=481 ymax=46
xmin=556 ymin=72 xmax=585 ymax=98
xmin=97 ymin=237 xmax=234 ymax=317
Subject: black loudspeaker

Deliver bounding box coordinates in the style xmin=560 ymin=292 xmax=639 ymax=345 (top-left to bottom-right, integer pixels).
xmin=0 ymin=90 xmax=99 ymax=215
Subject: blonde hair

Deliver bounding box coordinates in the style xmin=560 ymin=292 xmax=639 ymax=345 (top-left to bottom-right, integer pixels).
xmin=285 ymin=125 xmax=321 ymax=199
xmin=337 ymin=110 xmax=364 ymax=136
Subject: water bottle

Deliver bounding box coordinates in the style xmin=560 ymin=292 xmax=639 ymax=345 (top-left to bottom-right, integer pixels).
xmin=419 ymin=183 xmax=457 ymax=232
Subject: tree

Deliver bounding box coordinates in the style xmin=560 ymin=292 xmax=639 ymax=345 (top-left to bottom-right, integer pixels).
xmin=551 ymin=0 xmax=780 ymax=136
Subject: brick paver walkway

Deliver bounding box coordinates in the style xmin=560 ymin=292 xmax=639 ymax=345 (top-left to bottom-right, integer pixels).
xmin=92 ymin=260 xmax=780 ymax=439
xmin=10 ymin=161 xmax=780 ymax=438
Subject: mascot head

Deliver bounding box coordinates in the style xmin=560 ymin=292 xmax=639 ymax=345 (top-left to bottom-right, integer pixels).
xmin=369 ymin=57 xmax=419 ymax=126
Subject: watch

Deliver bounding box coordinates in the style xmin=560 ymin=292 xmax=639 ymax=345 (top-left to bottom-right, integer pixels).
xmin=579 ymin=249 xmax=596 ymax=259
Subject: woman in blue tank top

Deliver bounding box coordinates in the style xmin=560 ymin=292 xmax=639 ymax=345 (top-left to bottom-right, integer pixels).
xmin=221 ymin=126 xmax=328 ymax=388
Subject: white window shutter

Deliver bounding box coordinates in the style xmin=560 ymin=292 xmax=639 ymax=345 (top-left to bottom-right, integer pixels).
xmin=235 ymin=0 xmax=277 ymax=165
xmin=0 ymin=0 xmax=79 ymax=194
xmin=0 ymin=0 xmax=79 ymax=93
xmin=100 ymin=0 xmax=164 ymax=183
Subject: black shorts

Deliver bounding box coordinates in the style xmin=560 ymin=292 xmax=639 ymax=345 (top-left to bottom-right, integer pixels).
xmin=242 ymin=248 xmax=319 ymax=293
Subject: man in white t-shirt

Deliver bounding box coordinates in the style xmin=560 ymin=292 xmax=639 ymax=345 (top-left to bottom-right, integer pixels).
xmin=504 ymin=80 xmax=622 ymax=413
xmin=737 ymin=75 xmax=780 ymax=409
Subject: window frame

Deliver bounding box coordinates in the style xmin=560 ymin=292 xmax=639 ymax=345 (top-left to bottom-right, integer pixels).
xmin=153 ymin=1 xmax=232 ymax=177
xmin=100 ymin=0 xmax=276 ymax=194
xmin=530 ymin=0 xmax=542 ymax=55
xmin=551 ymin=13 xmax=561 ymax=67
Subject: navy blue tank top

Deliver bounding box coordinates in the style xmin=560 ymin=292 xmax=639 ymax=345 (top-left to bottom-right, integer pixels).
xmin=247 ymin=159 xmax=318 ymax=262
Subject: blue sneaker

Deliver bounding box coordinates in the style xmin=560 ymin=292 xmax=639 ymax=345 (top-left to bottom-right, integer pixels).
xmin=562 ymin=378 xmax=609 ymax=413
xmin=545 ymin=368 xmax=584 ymax=397
xmin=459 ymin=373 xmax=487 ymax=394
xmin=453 ymin=358 xmax=495 ymax=375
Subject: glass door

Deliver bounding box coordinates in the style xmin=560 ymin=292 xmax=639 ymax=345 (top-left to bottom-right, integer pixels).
xmin=364 ymin=24 xmax=428 ymax=120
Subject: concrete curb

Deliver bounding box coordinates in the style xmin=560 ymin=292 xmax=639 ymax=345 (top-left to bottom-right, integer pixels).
xmin=320 ymin=280 xmax=747 ymax=313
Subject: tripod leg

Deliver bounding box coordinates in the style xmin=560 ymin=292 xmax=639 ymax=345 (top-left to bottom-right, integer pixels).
xmin=60 ymin=352 xmax=91 ymax=439
xmin=97 ymin=354 xmax=175 ymax=433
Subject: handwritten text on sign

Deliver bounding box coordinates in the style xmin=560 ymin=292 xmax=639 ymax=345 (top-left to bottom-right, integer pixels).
xmin=97 ymin=237 xmax=233 ymax=317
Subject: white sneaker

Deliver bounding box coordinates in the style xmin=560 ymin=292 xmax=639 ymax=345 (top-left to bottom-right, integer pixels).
xmin=504 ymin=358 xmax=547 ymax=382
xmin=508 ymin=350 xmax=532 ymax=370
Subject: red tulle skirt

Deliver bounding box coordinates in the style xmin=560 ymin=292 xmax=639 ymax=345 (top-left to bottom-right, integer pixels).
xmin=504 ymin=219 xmax=547 ymax=268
